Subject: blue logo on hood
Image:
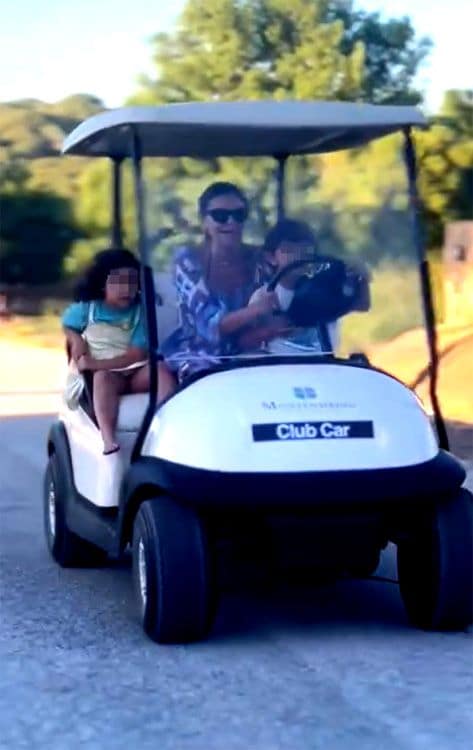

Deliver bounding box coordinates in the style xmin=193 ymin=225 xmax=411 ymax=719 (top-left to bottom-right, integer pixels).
xmin=293 ymin=387 xmax=316 ymax=400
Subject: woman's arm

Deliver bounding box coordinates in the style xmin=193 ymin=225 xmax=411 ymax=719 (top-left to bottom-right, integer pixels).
xmin=174 ymin=247 xmax=278 ymax=343
xmin=238 ymin=315 xmax=294 ymax=350
xmin=219 ymin=293 xmax=279 ymax=336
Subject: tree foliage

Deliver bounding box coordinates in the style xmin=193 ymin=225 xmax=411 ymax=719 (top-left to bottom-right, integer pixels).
xmin=0 ymin=190 xmax=78 ymax=285
xmin=0 ymin=95 xmax=103 ymax=284
xmin=132 ymin=1 xmax=429 ymax=106
xmin=417 ymin=89 xmax=473 ymax=247
xmin=0 ymin=95 xmax=103 ymax=159
xmin=327 ymin=1 xmax=431 ymax=104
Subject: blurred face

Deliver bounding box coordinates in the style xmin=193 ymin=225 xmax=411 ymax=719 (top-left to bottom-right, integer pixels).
xmin=105 ymin=266 xmax=139 ymax=308
xmin=272 ymin=240 xmax=314 ymax=282
xmin=202 ymin=193 xmax=248 ymax=253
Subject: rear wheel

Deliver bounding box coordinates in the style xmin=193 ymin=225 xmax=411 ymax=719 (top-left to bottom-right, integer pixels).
xmin=43 ymin=454 xmax=106 ymax=567
xmin=397 ymin=488 xmax=473 ymax=630
xmin=132 ymin=497 xmax=215 ymax=644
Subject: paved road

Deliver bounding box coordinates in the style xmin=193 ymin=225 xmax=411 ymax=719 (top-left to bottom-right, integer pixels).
xmin=1 ymin=413 xmax=472 ymax=750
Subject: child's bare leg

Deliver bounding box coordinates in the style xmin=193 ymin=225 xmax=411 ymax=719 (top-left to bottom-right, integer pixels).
xmin=93 ymin=370 xmax=126 ymax=453
xmin=130 ymin=362 xmax=176 ymax=401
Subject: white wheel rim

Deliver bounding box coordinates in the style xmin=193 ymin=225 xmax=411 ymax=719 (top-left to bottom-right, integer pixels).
xmin=138 ymin=538 xmax=147 ymax=610
xmin=48 ymin=481 xmax=56 ymax=539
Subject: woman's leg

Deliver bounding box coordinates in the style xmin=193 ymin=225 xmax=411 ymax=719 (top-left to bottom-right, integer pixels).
xmin=93 ymin=370 xmax=127 ymax=453
xmin=129 ymin=362 xmax=176 ymax=401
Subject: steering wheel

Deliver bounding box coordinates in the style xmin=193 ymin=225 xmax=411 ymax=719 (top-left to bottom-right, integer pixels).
xmin=267 ymin=255 xmax=362 ymax=326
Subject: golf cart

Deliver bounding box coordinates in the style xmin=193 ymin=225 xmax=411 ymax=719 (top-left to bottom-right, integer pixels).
xmin=44 ymin=101 xmax=472 ymax=643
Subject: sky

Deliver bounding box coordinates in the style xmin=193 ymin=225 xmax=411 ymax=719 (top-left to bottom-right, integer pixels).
xmin=0 ymin=0 xmax=471 ymax=113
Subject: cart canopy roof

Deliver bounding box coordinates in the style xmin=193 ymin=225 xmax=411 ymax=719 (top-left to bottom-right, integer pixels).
xmin=62 ymin=100 xmax=426 ymax=159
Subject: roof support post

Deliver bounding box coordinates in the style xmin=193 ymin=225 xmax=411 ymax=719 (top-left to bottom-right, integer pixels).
xmin=275 ymin=155 xmax=288 ymax=221
xmin=402 ymin=127 xmax=449 ymax=450
xmin=130 ymin=128 xmax=159 ymax=461
xmin=111 ymin=158 xmax=124 ymax=248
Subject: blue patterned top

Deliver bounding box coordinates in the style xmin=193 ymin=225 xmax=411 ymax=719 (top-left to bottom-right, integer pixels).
xmin=161 ymin=245 xmax=261 ymax=377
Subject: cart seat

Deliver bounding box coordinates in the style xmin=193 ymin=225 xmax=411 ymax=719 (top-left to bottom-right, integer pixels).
xmin=72 ymin=366 xmax=149 ymax=433
xmin=117 ymin=393 xmax=148 ymax=433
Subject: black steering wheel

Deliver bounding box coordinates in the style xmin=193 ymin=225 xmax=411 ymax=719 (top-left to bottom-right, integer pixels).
xmin=267 ymin=255 xmax=362 ymax=326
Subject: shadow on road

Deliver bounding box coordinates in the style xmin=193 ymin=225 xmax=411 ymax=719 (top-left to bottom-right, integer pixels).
xmin=36 ymin=548 xmax=408 ymax=646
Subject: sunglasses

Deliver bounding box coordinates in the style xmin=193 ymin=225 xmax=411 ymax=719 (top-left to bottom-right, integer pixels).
xmin=206 ymin=208 xmax=248 ymax=224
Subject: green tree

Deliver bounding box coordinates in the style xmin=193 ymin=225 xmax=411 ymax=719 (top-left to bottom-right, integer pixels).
xmin=0 ymin=190 xmax=78 ymax=285
xmin=0 ymin=95 xmax=106 ymax=285
xmin=117 ymin=0 xmax=432 ymax=258
xmin=132 ymin=0 xmax=365 ymax=104
xmin=324 ymin=1 xmax=431 ymax=104
xmin=0 ymin=157 xmax=30 ymax=194
xmin=132 ymin=0 xmax=428 ymax=105
xmin=417 ymin=89 xmax=473 ymax=248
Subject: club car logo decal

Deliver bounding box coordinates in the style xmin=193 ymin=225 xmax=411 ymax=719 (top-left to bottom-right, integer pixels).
xmin=252 ymin=420 xmax=374 ymax=442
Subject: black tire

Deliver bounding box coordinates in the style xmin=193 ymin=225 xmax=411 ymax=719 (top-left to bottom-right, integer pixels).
xmin=397 ymin=488 xmax=473 ymax=630
xmin=43 ymin=454 xmax=106 ymax=568
xmin=132 ymin=497 xmax=215 ymax=644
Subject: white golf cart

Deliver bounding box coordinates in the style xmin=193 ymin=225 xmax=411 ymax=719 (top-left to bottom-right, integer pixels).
xmin=44 ymin=101 xmax=472 ymax=643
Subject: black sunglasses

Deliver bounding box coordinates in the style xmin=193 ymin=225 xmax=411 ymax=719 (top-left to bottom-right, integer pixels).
xmin=206 ymin=207 xmax=248 ymax=224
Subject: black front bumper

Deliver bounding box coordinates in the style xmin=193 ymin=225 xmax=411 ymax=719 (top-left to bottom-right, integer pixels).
xmin=122 ymin=450 xmax=466 ymax=512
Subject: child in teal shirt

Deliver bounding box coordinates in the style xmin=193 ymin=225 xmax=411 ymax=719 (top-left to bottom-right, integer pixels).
xmin=62 ymin=248 xmax=175 ymax=454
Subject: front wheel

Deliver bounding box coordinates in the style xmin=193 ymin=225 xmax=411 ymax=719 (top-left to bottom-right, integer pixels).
xmin=132 ymin=497 xmax=215 ymax=644
xmin=397 ymin=488 xmax=473 ymax=630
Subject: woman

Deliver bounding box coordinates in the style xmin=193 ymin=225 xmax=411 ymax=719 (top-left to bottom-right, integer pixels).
xmin=162 ymin=182 xmax=285 ymax=379
xmin=62 ymin=248 xmax=175 ymax=455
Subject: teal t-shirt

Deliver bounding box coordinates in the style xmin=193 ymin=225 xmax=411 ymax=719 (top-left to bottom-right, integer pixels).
xmin=62 ymin=301 xmax=147 ymax=350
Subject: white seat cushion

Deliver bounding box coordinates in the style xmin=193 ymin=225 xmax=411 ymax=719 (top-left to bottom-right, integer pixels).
xmin=117 ymin=393 xmax=149 ymax=432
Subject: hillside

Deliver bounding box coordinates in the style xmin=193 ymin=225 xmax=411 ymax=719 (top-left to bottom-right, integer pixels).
xmin=0 ymin=95 xmax=104 ymax=157
xmin=0 ymin=94 xmax=105 ymax=196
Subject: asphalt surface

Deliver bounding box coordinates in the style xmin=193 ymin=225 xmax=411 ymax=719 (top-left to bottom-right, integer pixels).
xmin=1 ymin=413 xmax=472 ymax=750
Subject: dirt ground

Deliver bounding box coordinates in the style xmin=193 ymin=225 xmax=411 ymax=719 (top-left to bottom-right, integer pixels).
xmin=368 ymin=324 xmax=472 ymax=461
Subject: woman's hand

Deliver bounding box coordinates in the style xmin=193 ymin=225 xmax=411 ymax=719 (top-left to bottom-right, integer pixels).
xmin=252 ymin=290 xmax=280 ymax=315
xmin=238 ymin=314 xmax=295 ymax=350
xmin=266 ymin=314 xmax=295 ymax=337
